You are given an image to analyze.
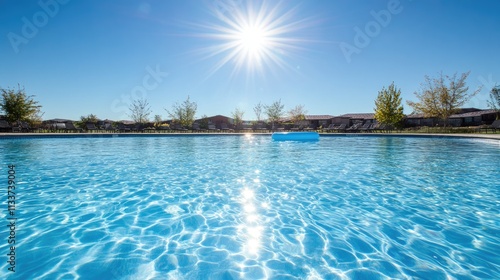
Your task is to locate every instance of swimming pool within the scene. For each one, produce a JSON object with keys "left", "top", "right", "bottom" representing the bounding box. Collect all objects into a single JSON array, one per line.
[{"left": 0, "top": 135, "right": 499, "bottom": 279}]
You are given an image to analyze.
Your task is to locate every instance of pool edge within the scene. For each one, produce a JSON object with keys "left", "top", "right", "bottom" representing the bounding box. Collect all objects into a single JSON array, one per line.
[{"left": 0, "top": 132, "right": 499, "bottom": 141}]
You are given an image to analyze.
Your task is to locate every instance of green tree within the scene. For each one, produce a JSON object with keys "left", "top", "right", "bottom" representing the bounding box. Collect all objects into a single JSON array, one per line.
[
  {"left": 77, "top": 114, "right": 99, "bottom": 128},
  {"left": 264, "top": 99, "right": 285, "bottom": 130},
  {"left": 0, "top": 85, "right": 42, "bottom": 124},
  {"left": 81, "top": 114, "right": 98, "bottom": 123},
  {"left": 166, "top": 96, "right": 197, "bottom": 128},
  {"left": 288, "top": 105, "right": 307, "bottom": 124},
  {"left": 374, "top": 82, "right": 405, "bottom": 127},
  {"left": 488, "top": 85, "right": 500, "bottom": 119},
  {"left": 231, "top": 108, "right": 244, "bottom": 130},
  {"left": 407, "top": 72, "right": 481, "bottom": 126},
  {"left": 129, "top": 98, "right": 151, "bottom": 124}
]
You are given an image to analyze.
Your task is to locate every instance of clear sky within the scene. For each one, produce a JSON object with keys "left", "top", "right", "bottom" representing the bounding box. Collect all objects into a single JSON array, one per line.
[{"left": 1, "top": 0, "right": 499, "bottom": 121}]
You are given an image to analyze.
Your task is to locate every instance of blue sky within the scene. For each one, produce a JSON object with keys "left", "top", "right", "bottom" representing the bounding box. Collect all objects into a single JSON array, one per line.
[{"left": 1, "top": 0, "right": 499, "bottom": 121}]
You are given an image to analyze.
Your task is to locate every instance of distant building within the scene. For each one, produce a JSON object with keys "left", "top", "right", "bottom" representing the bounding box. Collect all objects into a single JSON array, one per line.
[
  {"left": 405, "top": 108, "right": 496, "bottom": 127},
  {"left": 331, "top": 113, "right": 375, "bottom": 126},
  {"left": 278, "top": 115, "right": 334, "bottom": 129},
  {"left": 303, "top": 115, "right": 335, "bottom": 129},
  {"left": 405, "top": 114, "right": 439, "bottom": 127},
  {"left": 196, "top": 115, "right": 234, "bottom": 129},
  {"left": 449, "top": 109, "right": 498, "bottom": 126},
  {"left": 305, "top": 115, "right": 333, "bottom": 128}
]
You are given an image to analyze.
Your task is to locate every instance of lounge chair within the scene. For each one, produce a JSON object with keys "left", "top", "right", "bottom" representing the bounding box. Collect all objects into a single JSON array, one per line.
[
  {"left": 156, "top": 125, "right": 170, "bottom": 133},
  {"left": 143, "top": 126, "right": 156, "bottom": 133},
  {"left": 322, "top": 123, "right": 336, "bottom": 132},
  {"left": 374, "top": 123, "right": 386, "bottom": 133},
  {"left": 358, "top": 122, "right": 372, "bottom": 132},
  {"left": 346, "top": 123, "right": 362, "bottom": 132},
  {"left": 12, "top": 124, "right": 21, "bottom": 133},
  {"left": 9, "top": 121, "right": 27, "bottom": 132},
  {"left": 242, "top": 124, "right": 253, "bottom": 132},
  {"left": 233, "top": 123, "right": 245, "bottom": 132},
  {"left": 333, "top": 123, "right": 347, "bottom": 132},
  {"left": 220, "top": 123, "right": 233, "bottom": 132},
  {"left": 385, "top": 124, "right": 394, "bottom": 132},
  {"left": 132, "top": 123, "right": 146, "bottom": 132},
  {"left": 368, "top": 123, "right": 381, "bottom": 132},
  {"left": 481, "top": 119, "right": 500, "bottom": 133},
  {"left": 102, "top": 123, "right": 117, "bottom": 132},
  {"left": 117, "top": 123, "right": 131, "bottom": 132},
  {"left": 65, "top": 122, "right": 82, "bottom": 133},
  {"left": 375, "top": 123, "right": 394, "bottom": 133},
  {"left": 492, "top": 120, "right": 500, "bottom": 132},
  {"left": 20, "top": 121, "right": 32, "bottom": 132},
  {"left": 208, "top": 124, "right": 219, "bottom": 132},
  {"left": 303, "top": 125, "right": 314, "bottom": 131},
  {"left": 290, "top": 125, "right": 302, "bottom": 131},
  {"left": 172, "top": 124, "right": 188, "bottom": 132},
  {"left": 0, "top": 120, "right": 11, "bottom": 132},
  {"left": 253, "top": 123, "right": 267, "bottom": 132},
  {"left": 86, "top": 123, "right": 99, "bottom": 132},
  {"left": 54, "top": 122, "right": 66, "bottom": 132},
  {"left": 192, "top": 123, "right": 203, "bottom": 132}
]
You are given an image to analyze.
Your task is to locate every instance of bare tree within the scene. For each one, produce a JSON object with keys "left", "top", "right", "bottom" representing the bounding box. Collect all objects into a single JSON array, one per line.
[
  {"left": 28, "top": 106, "right": 45, "bottom": 127},
  {"left": 288, "top": 105, "right": 307, "bottom": 124},
  {"left": 407, "top": 72, "right": 481, "bottom": 126},
  {"left": 166, "top": 96, "right": 197, "bottom": 128},
  {"left": 199, "top": 114, "right": 209, "bottom": 129},
  {"left": 264, "top": 99, "right": 285, "bottom": 130},
  {"left": 488, "top": 85, "right": 500, "bottom": 119},
  {"left": 231, "top": 107, "right": 245, "bottom": 130},
  {"left": 129, "top": 98, "right": 151, "bottom": 124},
  {"left": 253, "top": 102, "right": 263, "bottom": 121}
]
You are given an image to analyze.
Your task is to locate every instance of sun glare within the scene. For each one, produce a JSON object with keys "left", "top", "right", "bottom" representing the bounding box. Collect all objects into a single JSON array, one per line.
[
  {"left": 196, "top": 1, "right": 310, "bottom": 78},
  {"left": 238, "top": 26, "right": 268, "bottom": 55}
]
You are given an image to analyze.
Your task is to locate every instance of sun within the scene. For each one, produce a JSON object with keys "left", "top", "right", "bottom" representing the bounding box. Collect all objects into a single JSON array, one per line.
[
  {"left": 237, "top": 25, "right": 269, "bottom": 55},
  {"left": 234, "top": 23, "right": 272, "bottom": 69},
  {"left": 194, "top": 1, "right": 310, "bottom": 78}
]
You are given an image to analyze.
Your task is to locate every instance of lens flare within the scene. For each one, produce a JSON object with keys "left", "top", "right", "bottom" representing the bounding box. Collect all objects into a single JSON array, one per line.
[{"left": 195, "top": 1, "right": 312, "bottom": 78}]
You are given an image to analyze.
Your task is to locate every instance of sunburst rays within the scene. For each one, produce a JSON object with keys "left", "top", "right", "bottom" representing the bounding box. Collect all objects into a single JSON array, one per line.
[{"left": 194, "top": 1, "right": 312, "bottom": 79}]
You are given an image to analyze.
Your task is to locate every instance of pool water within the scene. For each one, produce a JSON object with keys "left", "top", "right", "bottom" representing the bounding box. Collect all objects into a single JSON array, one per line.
[{"left": 0, "top": 135, "right": 499, "bottom": 279}]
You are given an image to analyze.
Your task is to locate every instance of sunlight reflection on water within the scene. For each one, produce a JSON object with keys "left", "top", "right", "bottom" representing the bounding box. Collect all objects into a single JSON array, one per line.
[{"left": 0, "top": 135, "right": 498, "bottom": 279}]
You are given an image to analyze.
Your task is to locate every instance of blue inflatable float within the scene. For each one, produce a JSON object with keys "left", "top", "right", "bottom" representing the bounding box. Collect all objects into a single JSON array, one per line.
[{"left": 272, "top": 132, "right": 320, "bottom": 141}]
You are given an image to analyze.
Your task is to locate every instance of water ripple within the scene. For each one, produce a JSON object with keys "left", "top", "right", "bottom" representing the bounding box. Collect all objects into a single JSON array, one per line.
[{"left": 0, "top": 136, "right": 498, "bottom": 279}]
